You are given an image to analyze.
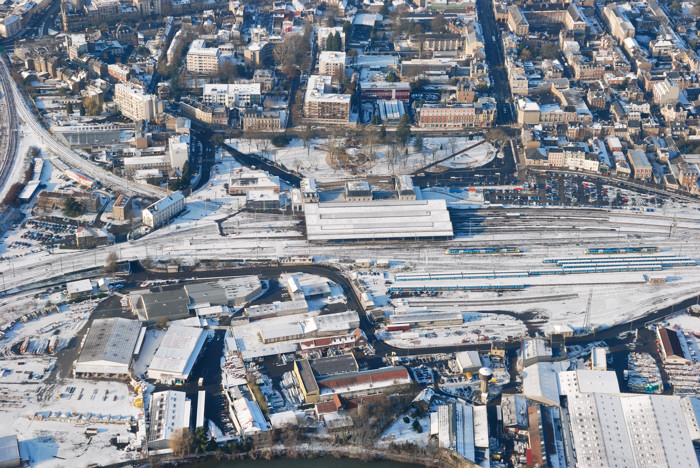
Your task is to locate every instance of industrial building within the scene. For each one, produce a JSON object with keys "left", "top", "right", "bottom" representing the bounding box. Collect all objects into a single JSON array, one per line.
[
  {"left": 431, "top": 403, "right": 488, "bottom": 465},
  {"left": 566, "top": 392, "right": 700, "bottom": 468},
  {"left": 225, "top": 386, "right": 270, "bottom": 436},
  {"left": 245, "top": 299, "right": 308, "bottom": 320},
  {"left": 295, "top": 364, "right": 411, "bottom": 402},
  {"left": 520, "top": 338, "right": 554, "bottom": 368},
  {"left": 142, "top": 191, "right": 185, "bottom": 228},
  {"left": 74, "top": 318, "right": 143, "bottom": 378},
  {"left": 147, "top": 325, "right": 206, "bottom": 384},
  {"left": 286, "top": 274, "right": 331, "bottom": 300},
  {"left": 147, "top": 391, "right": 191, "bottom": 450},
  {"left": 185, "top": 277, "right": 262, "bottom": 307},
  {"left": 455, "top": 351, "right": 482, "bottom": 374},
  {"left": 132, "top": 288, "right": 191, "bottom": 322},
  {"left": 522, "top": 361, "right": 567, "bottom": 406},
  {"left": 304, "top": 199, "right": 453, "bottom": 242},
  {"left": 657, "top": 328, "right": 691, "bottom": 364},
  {"left": 66, "top": 279, "right": 95, "bottom": 298}
]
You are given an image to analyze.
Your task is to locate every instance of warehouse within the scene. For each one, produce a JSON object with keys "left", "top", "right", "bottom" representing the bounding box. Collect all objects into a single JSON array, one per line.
[
  {"left": 520, "top": 338, "right": 553, "bottom": 368},
  {"left": 308, "top": 311, "right": 360, "bottom": 336},
  {"left": 304, "top": 199, "right": 453, "bottom": 242},
  {"left": 259, "top": 322, "right": 305, "bottom": 344},
  {"left": 147, "top": 326, "right": 207, "bottom": 384},
  {"left": 657, "top": 328, "right": 691, "bottom": 364},
  {"left": 185, "top": 277, "right": 262, "bottom": 307},
  {"left": 148, "top": 391, "right": 191, "bottom": 450},
  {"left": 455, "top": 351, "right": 482, "bottom": 374},
  {"left": 316, "top": 366, "right": 412, "bottom": 399},
  {"left": 132, "top": 288, "right": 191, "bottom": 322},
  {"left": 432, "top": 403, "right": 489, "bottom": 464},
  {"left": 0, "top": 435, "right": 20, "bottom": 468},
  {"left": 74, "top": 318, "right": 143, "bottom": 378},
  {"left": 566, "top": 392, "right": 699, "bottom": 468},
  {"left": 245, "top": 299, "right": 309, "bottom": 320},
  {"left": 286, "top": 274, "right": 331, "bottom": 300}
]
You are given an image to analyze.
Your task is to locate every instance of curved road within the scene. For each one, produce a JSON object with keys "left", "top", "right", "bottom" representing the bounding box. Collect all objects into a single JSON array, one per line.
[
  {"left": 0, "top": 53, "right": 18, "bottom": 195},
  {"left": 0, "top": 54, "right": 167, "bottom": 199}
]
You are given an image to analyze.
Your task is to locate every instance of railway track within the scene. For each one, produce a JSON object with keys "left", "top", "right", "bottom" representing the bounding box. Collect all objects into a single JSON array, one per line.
[
  {"left": 0, "top": 54, "right": 166, "bottom": 200},
  {"left": 0, "top": 54, "right": 19, "bottom": 197}
]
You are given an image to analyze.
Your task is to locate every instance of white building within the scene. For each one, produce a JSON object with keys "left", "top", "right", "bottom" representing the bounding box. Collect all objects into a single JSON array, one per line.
[
  {"left": 147, "top": 325, "right": 206, "bottom": 383},
  {"left": 147, "top": 390, "right": 191, "bottom": 450},
  {"left": 114, "top": 83, "right": 162, "bottom": 122},
  {"left": 186, "top": 39, "right": 221, "bottom": 74},
  {"left": 318, "top": 51, "right": 346, "bottom": 77},
  {"left": 168, "top": 135, "right": 189, "bottom": 171},
  {"left": 142, "top": 191, "right": 185, "bottom": 228},
  {"left": 0, "top": 15, "right": 21, "bottom": 38},
  {"left": 303, "top": 75, "right": 351, "bottom": 123},
  {"left": 74, "top": 318, "right": 143, "bottom": 378},
  {"left": 202, "top": 83, "right": 262, "bottom": 108}
]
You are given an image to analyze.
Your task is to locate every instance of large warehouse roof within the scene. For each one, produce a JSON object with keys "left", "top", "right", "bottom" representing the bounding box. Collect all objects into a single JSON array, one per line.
[
  {"left": 304, "top": 199, "right": 453, "bottom": 242},
  {"left": 148, "top": 326, "right": 206, "bottom": 380},
  {"left": 76, "top": 318, "right": 142, "bottom": 368}
]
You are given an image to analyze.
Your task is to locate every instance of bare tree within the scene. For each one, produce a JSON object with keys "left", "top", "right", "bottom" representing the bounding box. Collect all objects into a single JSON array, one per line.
[
  {"left": 169, "top": 428, "right": 193, "bottom": 458},
  {"left": 104, "top": 251, "right": 118, "bottom": 273}
]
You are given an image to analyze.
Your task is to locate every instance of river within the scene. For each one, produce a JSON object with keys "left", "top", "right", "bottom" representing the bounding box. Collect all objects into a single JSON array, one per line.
[{"left": 194, "top": 457, "right": 424, "bottom": 468}]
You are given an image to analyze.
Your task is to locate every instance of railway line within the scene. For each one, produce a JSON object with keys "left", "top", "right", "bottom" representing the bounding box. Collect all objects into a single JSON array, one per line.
[
  {"left": 0, "top": 54, "right": 167, "bottom": 200},
  {"left": 0, "top": 53, "right": 19, "bottom": 197}
]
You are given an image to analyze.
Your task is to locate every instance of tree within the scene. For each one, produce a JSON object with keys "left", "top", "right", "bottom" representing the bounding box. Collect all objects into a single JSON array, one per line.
[
  {"left": 413, "top": 134, "right": 424, "bottom": 152},
  {"left": 274, "top": 33, "right": 309, "bottom": 68},
  {"left": 211, "top": 133, "right": 224, "bottom": 148},
  {"left": 105, "top": 251, "right": 118, "bottom": 273},
  {"left": 66, "top": 102, "right": 73, "bottom": 115},
  {"left": 218, "top": 60, "right": 238, "bottom": 82},
  {"left": 178, "top": 160, "right": 191, "bottom": 190},
  {"left": 63, "top": 196, "right": 85, "bottom": 217},
  {"left": 169, "top": 428, "right": 193, "bottom": 458},
  {"left": 410, "top": 78, "right": 427, "bottom": 90},
  {"left": 343, "top": 20, "right": 353, "bottom": 38},
  {"left": 79, "top": 104, "right": 86, "bottom": 116},
  {"left": 379, "top": 124, "right": 387, "bottom": 141},
  {"left": 396, "top": 114, "right": 411, "bottom": 146},
  {"left": 193, "top": 426, "right": 210, "bottom": 454},
  {"left": 412, "top": 419, "right": 423, "bottom": 433},
  {"left": 540, "top": 42, "right": 560, "bottom": 60},
  {"left": 385, "top": 71, "right": 399, "bottom": 82},
  {"left": 431, "top": 14, "right": 445, "bottom": 33}
]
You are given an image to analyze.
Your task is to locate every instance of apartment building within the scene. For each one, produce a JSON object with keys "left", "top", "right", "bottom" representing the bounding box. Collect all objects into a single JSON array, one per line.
[
  {"left": 318, "top": 51, "right": 346, "bottom": 77},
  {"left": 202, "top": 83, "right": 261, "bottom": 108},
  {"left": 186, "top": 39, "right": 220, "bottom": 74},
  {"left": 114, "top": 83, "right": 162, "bottom": 122},
  {"left": 303, "top": 75, "right": 351, "bottom": 124},
  {"left": 142, "top": 191, "right": 186, "bottom": 228}
]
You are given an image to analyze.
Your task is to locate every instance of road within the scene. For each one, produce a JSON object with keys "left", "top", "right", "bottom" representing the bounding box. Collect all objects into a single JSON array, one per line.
[
  {"left": 476, "top": 0, "right": 514, "bottom": 125},
  {"left": 0, "top": 54, "right": 167, "bottom": 200}
]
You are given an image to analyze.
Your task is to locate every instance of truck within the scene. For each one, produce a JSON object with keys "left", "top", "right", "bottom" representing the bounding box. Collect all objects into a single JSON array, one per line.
[{"left": 19, "top": 337, "right": 30, "bottom": 354}]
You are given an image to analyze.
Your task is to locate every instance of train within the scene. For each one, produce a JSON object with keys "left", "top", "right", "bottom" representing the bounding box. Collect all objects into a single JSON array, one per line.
[
  {"left": 444, "top": 247, "right": 520, "bottom": 255},
  {"left": 544, "top": 255, "right": 680, "bottom": 264},
  {"left": 19, "top": 337, "right": 29, "bottom": 354},
  {"left": 584, "top": 247, "right": 660, "bottom": 254},
  {"left": 389, "top": 284, "right": 527, "bottom": 293},
  {"left": 48, "top": 335, "right": 57, "bottom": 354}
]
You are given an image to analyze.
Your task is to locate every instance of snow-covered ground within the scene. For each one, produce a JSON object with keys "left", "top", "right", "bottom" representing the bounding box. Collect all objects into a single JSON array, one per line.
[{"left": 225, "top": 137, "right": 494, "bottom": 181}]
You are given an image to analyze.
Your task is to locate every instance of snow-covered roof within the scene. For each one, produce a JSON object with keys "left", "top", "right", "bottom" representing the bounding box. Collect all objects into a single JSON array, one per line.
[
  {"left": 522, "top": 362, "right": 566, "bottom": 406},
  {"left": 148, "top": 326, "right": 206, "bottom": 379},
  {"left": 304, "top": 199, "right": 453, "bottom": 242}
]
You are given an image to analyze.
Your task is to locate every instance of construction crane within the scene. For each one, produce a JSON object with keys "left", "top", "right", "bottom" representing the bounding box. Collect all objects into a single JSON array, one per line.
[{"left": 583, "top": 289, "right": 593, "bottom": 333}]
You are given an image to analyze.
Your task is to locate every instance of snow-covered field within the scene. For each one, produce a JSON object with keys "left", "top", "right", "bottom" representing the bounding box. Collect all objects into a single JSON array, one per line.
[{"left": 225, "top": 137, "right": 495, "bottom": 181}]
